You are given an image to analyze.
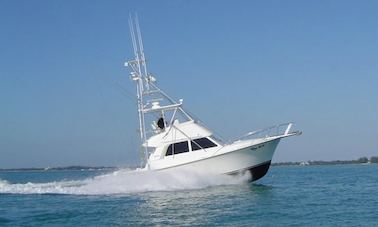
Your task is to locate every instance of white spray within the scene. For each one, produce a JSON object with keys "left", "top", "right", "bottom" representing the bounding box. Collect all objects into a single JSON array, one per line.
[{"left": 0, "top": 169, "right": 251, "bottom": 195}]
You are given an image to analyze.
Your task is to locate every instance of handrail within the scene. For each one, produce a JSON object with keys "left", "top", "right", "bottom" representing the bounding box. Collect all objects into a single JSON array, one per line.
[{"left": 233, "top": 122, "right": 295, "bottom": 142}]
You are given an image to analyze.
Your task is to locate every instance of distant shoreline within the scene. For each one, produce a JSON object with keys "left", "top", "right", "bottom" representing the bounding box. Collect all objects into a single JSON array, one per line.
[
  {"left": 272, "top": 156, "right": 378, "bottom": 166},
  {"left": 1, "top": 157, "right": 377, "bottom": 171},
  {"left": 0, "top": 166, "right": 120, "bottom": 172}
]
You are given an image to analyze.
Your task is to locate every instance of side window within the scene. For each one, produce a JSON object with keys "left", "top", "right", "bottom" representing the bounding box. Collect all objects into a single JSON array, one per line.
[
  {"left": 165, "top": 141, "right": 189, "bottom": 156},
  {"left": 191, "top": 138, "right": 217, "bottom": 151},
  {"left": 166, "top": 145, "right": 173, "bottom": 156},
  {"left": 173, "top": 141, "right": 189, "bottom": 154}
]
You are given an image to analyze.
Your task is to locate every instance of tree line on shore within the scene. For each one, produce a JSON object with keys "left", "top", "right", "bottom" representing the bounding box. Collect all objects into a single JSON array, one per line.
[
  {"left": 0, "top": 166, "right": 117, "bottom": 172},
  {"left": 273, "top": 156, "right": 378, "bottom": 166},
  {"left": 1, "top": 157, "right": 377, "bottom": 171}
]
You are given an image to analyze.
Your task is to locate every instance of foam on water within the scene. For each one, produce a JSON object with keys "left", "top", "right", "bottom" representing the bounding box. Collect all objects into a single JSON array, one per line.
[{"left": 0, "top": 169, "right": 250, "bottom": 195}]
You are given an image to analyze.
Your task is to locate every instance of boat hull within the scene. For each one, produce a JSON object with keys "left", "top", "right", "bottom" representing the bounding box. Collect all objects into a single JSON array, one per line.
[
  {"left": 152, "top": 138, "right": 281, "bottom": 182},
  {"left": 228, "top": 160, "right": 272, "bottom": 181}
]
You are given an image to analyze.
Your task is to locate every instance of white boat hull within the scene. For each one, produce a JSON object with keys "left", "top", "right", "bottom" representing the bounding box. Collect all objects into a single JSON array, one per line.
[{"left": 152, "top": 138, "right": 281, "bottom": 181}]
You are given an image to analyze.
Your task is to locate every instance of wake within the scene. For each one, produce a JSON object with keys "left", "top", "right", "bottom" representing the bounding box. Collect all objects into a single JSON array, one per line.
[{"left": 0, "top": 169, "right": 251, "bottom": 195}]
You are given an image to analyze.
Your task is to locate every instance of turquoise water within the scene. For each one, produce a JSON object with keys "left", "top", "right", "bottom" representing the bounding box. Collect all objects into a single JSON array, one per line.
[{"left": 0, "top": 165, "right": 377, "bottom": 226}]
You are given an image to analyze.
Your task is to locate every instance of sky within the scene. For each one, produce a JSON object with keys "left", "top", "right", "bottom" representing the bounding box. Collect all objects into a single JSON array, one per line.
[{"left": 1, "top": 0, "right": 377, "bottom": 168}]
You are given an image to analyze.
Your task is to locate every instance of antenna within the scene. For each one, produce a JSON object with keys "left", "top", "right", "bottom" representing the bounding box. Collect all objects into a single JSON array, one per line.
[
  {"left": 125, "top": 15, "right": 195, "bottom": 169},
  {"left": 128, "top": 14, "right": 149, "bottom": 168},
  {"left": 128, "top": 15, "right": 138, "bottom": 61},
  {"left": 135, "top": 15, "right": 150, "bottom": 90}
]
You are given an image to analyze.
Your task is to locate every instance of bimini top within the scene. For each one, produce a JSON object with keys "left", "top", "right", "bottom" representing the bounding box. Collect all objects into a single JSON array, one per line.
[{"left": 146, "top": 120, "right": 213, "bottom": 148}]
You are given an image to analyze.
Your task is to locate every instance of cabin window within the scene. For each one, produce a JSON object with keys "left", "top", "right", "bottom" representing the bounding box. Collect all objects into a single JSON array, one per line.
[
  {"left": 166, "top": 141, "right": 189, "bottom": 156},
  {"left": 191, "top": 137, "right": 217, "bottom": 151},
  {"left": 166, "top": 145, "right": 173, "bottom": 156}
]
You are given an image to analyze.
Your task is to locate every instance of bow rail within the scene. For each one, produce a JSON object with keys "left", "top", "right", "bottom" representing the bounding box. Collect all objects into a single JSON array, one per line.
[{"left": 234, "top": 122, "right": 301, "bottom": 142}]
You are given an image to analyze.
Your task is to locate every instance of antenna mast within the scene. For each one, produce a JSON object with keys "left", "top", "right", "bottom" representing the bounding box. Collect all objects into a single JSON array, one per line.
[
  {"left": 125, "top": 15, "right": 194, "bottom": 169},
  {"left": 127, "top": 15, "right": 149, "bottom": 168}
]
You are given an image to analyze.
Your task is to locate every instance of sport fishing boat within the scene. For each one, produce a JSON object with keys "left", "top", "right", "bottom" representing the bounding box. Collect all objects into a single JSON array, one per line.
[{"left": 125, "top": 17, "right": 301, "bottom": 181}]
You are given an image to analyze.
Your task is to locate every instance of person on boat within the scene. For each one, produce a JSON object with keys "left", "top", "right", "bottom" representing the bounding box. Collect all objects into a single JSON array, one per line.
[{"left": 157, "top": 116, "right": 165, "bottom": 130}]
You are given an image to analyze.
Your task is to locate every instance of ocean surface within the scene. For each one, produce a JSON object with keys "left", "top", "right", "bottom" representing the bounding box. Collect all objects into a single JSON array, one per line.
[{"left": 0, "top": 164, "right": 377, "bottom": 226}]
